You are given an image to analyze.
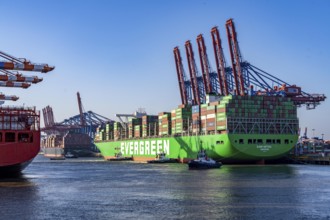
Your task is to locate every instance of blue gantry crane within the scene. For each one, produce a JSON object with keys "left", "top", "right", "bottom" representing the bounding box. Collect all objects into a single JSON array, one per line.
[{"left": 42, "top": 92, "right": 112, "bottom": 139}]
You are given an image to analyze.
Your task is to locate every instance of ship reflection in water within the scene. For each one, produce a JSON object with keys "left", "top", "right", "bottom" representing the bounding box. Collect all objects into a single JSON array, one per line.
[{"left": 1, "top": 155, "right": 330, "bottom": 219}]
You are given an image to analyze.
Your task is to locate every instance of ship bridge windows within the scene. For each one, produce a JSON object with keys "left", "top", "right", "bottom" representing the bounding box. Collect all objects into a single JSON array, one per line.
[
  {"left": 5, "top": 132, "right": 15, "bottom": 142},
  {"left": 18, "top": 132, "right": 33, "bottom": 143}
]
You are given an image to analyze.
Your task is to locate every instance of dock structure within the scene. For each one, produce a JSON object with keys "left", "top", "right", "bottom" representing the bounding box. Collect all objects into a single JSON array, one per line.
[{"left": 292, "top": 155, "right": 330, "bottom": 165}]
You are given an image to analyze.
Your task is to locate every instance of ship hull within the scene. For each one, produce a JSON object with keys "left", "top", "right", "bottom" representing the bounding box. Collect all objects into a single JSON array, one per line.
[
  {"left": 0, "top": 132, "right": 40, "bottom": 175},
  {"left": 0, "top": 159, "right": 33, "bottom": 175},
  {"left": 95, "top": 133, "right": 298, "bottom": 163}
]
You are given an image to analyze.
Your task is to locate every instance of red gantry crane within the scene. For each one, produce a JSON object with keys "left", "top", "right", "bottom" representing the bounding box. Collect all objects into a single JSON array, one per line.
[
  {"left": 185, "top": 40, "right": 205, "bottom": 105},
  {"left": 174, "top": 47, "right": 189, "bottom": 105},
  {"left": 196, "top": 34, "right": 213, "bottom": 95},
  {"left": 226, "top": 18, "right": 245, "bottom": 96},
  {"left": 211, "top": 26, "right": 229, "bottom": 96}
]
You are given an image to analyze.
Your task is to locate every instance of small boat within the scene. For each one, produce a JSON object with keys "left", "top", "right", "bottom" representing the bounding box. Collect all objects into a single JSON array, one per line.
[
  {"left": 64, "top": 152, "right": 78, "bottom": 158},
  {"left": 107, "top": 152, "right": 133, "bottom": 161},
  {"left": 188, "top": 150, "right": 222, "bottom": 169},
  {"left": 147, "top": 152, "right": 177, "bottom": 163},
  {"left": 50, "top": 156, "right": 65, "bottom": 160}
]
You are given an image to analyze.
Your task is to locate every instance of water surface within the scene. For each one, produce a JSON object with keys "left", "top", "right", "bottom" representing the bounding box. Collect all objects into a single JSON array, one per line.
[{"left": 1, "top": 155, "right": 329, "bottom": 219}]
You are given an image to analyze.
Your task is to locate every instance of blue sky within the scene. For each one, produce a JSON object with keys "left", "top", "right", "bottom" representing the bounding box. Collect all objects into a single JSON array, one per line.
[{"left": 0, "top": 0, "right": 329, "bottom": 138}]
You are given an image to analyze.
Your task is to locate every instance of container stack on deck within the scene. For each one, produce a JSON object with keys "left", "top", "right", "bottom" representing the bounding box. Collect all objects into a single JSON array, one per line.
[
  {"left": 128, "top": 118, "right": 142, "bottom": 138},
  {"left": 171, "top": 105, "right": 191, "bottom": 135},
  {"left": 158, "top": 112, "right": 171, "bottom": 136},
  {"left": 142, "top": 115, "right": 158, "bottom": 137},
  {"left": 114, "top": 122, "right": 124, "bottom": 140},
  {"left": 134, "top": 125, "right": 142, "bottom": 138},
  {"left": 220, "top": 95, "right": 298, "bottom": 134},
  {"left": 94, "top": 95, "right": 299, "bottom": 142},
  {"left": 191, "top": 105, "right": 200, "bottom": 133},
  {"left": 105, "top": 122, "right": 114, "bottom": 141}
]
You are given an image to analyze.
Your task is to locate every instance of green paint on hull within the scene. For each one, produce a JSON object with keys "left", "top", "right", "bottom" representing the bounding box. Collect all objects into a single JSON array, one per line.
[{"left": 95, "top": 133, "right": 298, "bottom": 161}]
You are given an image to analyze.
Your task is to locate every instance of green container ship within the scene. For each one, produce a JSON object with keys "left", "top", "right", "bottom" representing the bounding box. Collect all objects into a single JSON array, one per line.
[{"left": 95, "top": 95, "right": 299, "bottom": 163}]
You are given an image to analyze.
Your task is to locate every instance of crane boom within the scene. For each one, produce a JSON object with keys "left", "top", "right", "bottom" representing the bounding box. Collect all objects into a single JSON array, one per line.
[
  {"left": 226, "top": 18, "right": 245, "bottom": 96},
  {"left": 0, "top": 50, "right": 54, "bottom": 73},
  {"left": 173, "top": 47, "right": 189, "bottom": 105},
  {"left": 196, "top": 34, "right": 213, "bottom": 94},
  {"left": 0, "top": 81, "right": 30, "bottom": 88},
  {"left": 0, "top": 93, "right": 19, "bottom": 101},
  {"left": 0, "top": 70, "right": 42, "bottom": 83},
  {"left": 211, "top": 26, "right": 229, "bottom": 96},
  {"left": 185, "top": 40, "right": 202, "bottom": 105}
]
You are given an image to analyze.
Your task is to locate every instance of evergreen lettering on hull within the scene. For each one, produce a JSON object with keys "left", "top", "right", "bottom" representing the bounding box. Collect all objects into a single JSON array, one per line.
[{"left": 120, "top": 140, "right": 170, "bottom": 156}]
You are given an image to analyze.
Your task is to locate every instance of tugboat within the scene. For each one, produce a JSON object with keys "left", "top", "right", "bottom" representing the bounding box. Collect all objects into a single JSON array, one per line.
[
  {"left": 107, "top": 152, "right": 133, "bottom": 161},
  {"left": 188, "top": 150, "right": 222, "bottom": 169},
  {"left": 147, "top": 152, "right": 177, "bottom": 163}
]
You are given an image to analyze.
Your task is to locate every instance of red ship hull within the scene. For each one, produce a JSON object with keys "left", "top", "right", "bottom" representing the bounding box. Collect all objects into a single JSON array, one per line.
[
  {"left": 0, "top": 132, "right": 40, "bottom": 175},
  {"left": 0, "top": 106, "right": 41, "bottom": 176}
]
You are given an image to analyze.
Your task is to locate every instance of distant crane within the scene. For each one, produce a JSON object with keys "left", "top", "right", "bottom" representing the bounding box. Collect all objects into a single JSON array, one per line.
[
  {"left": 174, "top": 19, "right": 326, "bottom": 109},
  {"left": 77, "top": 92, "right": 86, "bottom": 127},
  {"left": 42, "top": 92, "right": 112, "bottom": 139}
]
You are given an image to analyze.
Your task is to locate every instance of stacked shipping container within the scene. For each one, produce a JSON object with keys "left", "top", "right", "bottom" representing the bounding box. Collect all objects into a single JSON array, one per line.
[
  {"left": 95, "top": 95, "right": 298, "bottom": 141},
  {"left": 128, "top": 118, "right": 142, "bottom": 138},
  {"left": 158, "top": 112, "right": 171, "bottom": 136},
  {"left": 171, "top": 105, "right": 191, "bottom": 135},
  {"left": 142, "top": 115, "right": 158, "bottom": 137}
]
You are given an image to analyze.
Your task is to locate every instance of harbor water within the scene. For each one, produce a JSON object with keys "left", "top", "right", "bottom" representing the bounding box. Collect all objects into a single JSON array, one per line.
[{"left": 1, "top": 155, "right": 330, "bottom": 220}]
